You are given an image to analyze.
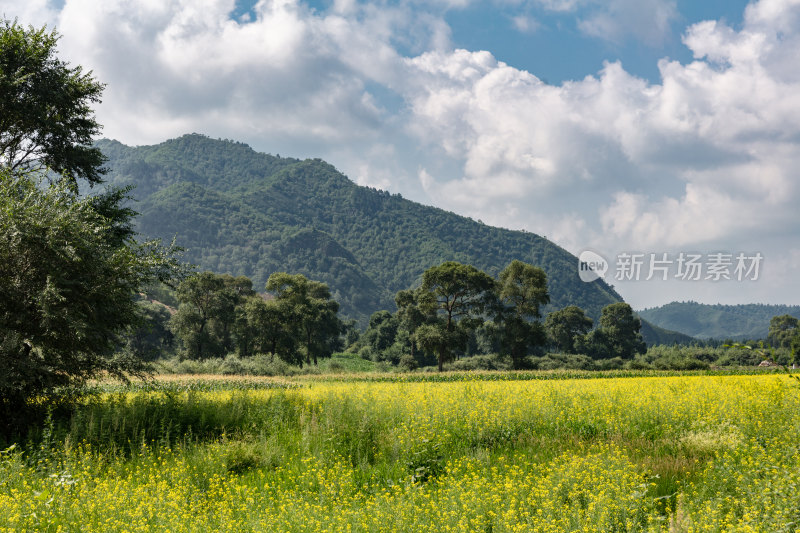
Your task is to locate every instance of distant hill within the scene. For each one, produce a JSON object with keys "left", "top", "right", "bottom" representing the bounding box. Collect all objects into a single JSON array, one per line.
[
  {"left": 638, "top": 319, "right": 695, "bottom": 346},
  {"left": 638, "top": 301, "right": 800, "bottom": 340},
  {"left": 99, "top": 134, "right": 625, "bottom": 327}
]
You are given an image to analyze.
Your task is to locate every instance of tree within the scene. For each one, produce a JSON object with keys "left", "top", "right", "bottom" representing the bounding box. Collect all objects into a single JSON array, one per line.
[
  {"left": 240, "top": 295, "right": 299, "bottom": 364},
  {"left": 495, "top": 260, "right": 550, "bottom": 369},
  {"left": 0, "top": 172, "right": 182, "bottom": 431},
  {"left": 0, "top": 20, "right": 106, "bottom": 188},
  {"left": 266, "top": 273, "right": 342, "bottom": 366},
  {"left": 360, "top": 310, "right": 400, "bottom": 356},
  {"left": 580, "top": 303, "right": 645, "bottom": 359},
  {"left": 420, "top": 262, "right": 497, "bottom": 371},
  {"left": 0, "top": 21, "right": 183, "bottom": 437},
  {"left": 124, "top": 299, "right": 175, "bottom": 361},
  {"left": 171, "top": 272, "right": 234, "bottom": 359},
  {"left": 545, "top": 306, "right": 593, "bottom": 354},
  {"left": 769, "top": 314, "right": 799, "bottom": 349},
  {"left": 395, "top": 287, "right": 434, "bottom": 361}
]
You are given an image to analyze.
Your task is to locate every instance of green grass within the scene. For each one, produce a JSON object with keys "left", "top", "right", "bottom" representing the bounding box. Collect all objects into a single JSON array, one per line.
[{"left": 2, "top": 372, "right": 799, "bottom": 531}]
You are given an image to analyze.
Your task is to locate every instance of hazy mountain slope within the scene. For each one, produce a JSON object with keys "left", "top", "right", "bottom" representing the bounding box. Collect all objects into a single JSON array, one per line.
[
  {"left": 98, "top": 134, "right": 625, "bottom": 325},
  {"left": 638, "top": 301, "right": 800, "bottom": 340},
  {"left": 638, "top": 319, "right": 696, "bottom": 346}
]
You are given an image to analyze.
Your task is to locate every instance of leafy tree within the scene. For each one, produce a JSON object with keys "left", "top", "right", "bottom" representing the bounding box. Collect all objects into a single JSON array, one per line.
[
  {"left": 0, "top": 21, "right": 182, "bottom": 437},
  {"left": 395, "top": 288, "right": 434, "bottom": 361},
  {"left": 124, "top": 300, "right": 175, "bottom": 361},
  {"left": 545, "top": 306, "right": 593, "bottom": 354},
  {"left": 769, "top": 314, "right": 799, "bottom": 349},
  {"left": 0, "top": 20, "right": 106, "bottom": 187},
  {"left": 266, "top": 273, "right": 342, "bottom": 366},
  {"left": 239, "top": 295, "right": 300, "bottom": 364},
  {"left": 0, "top": 172, "right": 181, "bottom": 432},
  {"left": 420, "top": 261, "right": 496, "bottom": 371},
  {"left": 580, "top": 303, "right": 646, "bottom": 359},
  {"left": 358, "top": 310, "right": 400, "bottom": 359},
  {"left": 170, "top": 272, "right": 242, "bottom": 359},
  {"left": 495, "top": 260, "right": 549, "bottom": 368}
]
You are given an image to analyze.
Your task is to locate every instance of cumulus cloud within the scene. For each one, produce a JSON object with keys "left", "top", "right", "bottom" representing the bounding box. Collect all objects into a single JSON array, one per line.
[
  {"left": 399, "top": 0, "right": 800, "bottom": 304},
  {"left": 529, "top": 0, "right": 678, "bottom": 45},
  {"left": 3, "top": 0, "right": 799, "bottom": 306}
]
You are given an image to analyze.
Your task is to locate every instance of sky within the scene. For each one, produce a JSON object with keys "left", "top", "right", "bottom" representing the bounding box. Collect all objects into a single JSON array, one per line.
[{"left": 5, "top": 0, "right": 800, "bottom": 310}]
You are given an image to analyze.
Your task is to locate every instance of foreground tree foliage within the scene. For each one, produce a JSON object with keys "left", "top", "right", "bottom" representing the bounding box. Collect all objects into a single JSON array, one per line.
[
  {"left": 0, "top": 173, "right": 181, "bottom": 431},
  {"left": 0, "top": 20, "right": 182, "bottom": 436},
  {"left": 0, "top": 20, "right": 106, "bottom": 187}
]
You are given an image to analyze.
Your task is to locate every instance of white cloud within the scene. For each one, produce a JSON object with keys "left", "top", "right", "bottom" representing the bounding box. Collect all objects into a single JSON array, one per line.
[
  {"left": 578, "top": 0, "right": 678, "bottom": 46},
  {"left": 511, "top": 14, "right": 540, "bottom": 33},
  {"left": 529, "top": 0, "right": 678, "bottom": 45},
  {"left": 0, "top": 0, "right": 60, "bottom": 28},
  {"left": 3, "top": 0, "right": 800, "bottom": 306},
  {"left": 399, "top": 0, "right": 800, "bottom": 305}
]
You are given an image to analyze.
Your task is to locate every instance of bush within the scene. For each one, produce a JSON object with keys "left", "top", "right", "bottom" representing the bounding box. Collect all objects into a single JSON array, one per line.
[
  {"left": 652, "top": 356, "right": 710, "bottom": 371},
  {"left": 533, "top": 353, "right": 596, "bottom": 370},
  {"left": 446, "top": 354, "right": 510, "bottom": 371},
  {"left": 399, "top": 354, "right": 418, "bottom": 372}
]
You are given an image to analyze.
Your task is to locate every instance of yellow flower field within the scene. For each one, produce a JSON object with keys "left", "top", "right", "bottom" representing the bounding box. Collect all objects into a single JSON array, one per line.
[{"left": 1, "top": 373, "right": 798, "bottom": 531}]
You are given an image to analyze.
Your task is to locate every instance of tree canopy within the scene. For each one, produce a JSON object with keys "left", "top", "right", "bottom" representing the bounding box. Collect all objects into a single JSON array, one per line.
[
  {"left": 266, "top": 273, "right": 342, "bottom": 366},
  {"left": 0, "top": 20, "right": 106, "bottom": 187},
  {"left": 545, "top": 305, "right": 594, "bottom": 354},
  {"left": 419, "top": 261, "right": 497, "bottom": 371},
  {"left": 495, "top": 260, "right": 550, "bottom": 368},
  {"left": 0, "top": 20, "right": 181, "bottom": 435},
  {"left": 0, "top": 173, "right": 182, "bottom": 430}
]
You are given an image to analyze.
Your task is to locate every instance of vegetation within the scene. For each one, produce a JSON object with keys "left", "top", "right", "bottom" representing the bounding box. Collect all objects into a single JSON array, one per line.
[
  {"left": 1, "top": 373, "right": 799, "bottom": 531},
  {"left": 639, "top": 301, "right": 800, "bottom": 340},
  {"left": 545, "top": 305, "right": 593, "bottom": 354},
  {"left": 0, "top": 20, "right": 106, "bottom": 187},
  {"left": 97, "top": 134, "right": 624, "bottom": 326},
  {"left": 0, "top": 20, "right": 182, "bottom": 437}
]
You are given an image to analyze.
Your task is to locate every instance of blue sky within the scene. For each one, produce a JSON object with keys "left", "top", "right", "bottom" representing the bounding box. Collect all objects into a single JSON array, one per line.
[
  {"left": 447, "top": 0, "right": 750, "bottom": 84},
  {"left": 5, "top": 0, "right": 800, "bottom": 309}
]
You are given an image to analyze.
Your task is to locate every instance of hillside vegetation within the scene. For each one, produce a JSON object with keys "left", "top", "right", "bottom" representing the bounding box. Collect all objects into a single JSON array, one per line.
[
  {"left": 98, "top": 134, "right": 622, "bottom": 325},
  {"left": 638, "top": 301, "right": 800, "bottom": 340}
]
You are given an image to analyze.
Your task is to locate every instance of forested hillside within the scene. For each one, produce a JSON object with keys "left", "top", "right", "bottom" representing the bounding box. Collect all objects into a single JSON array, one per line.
[
  {"left": 99, "top": 134, "right": 623, "bottom": 324},
  {"left": 638, "top": 301, "right": 800, "bottom": 340}
]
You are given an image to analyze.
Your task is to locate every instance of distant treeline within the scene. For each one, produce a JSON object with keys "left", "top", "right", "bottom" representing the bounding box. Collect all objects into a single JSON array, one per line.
[{"left": 132, "top": 260, "right": 652, "bottom": 371}]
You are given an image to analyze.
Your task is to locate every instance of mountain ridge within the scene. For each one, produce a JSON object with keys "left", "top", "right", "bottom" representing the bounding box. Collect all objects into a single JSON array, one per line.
[
  {"left": 638, "top": 301, "right": 800, "bottom": 340},
  {"left": 99, "top": 134, "right": 634, "bottom": 330}
]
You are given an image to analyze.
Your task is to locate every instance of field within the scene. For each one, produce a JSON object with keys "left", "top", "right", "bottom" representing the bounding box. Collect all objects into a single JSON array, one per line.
[{"left": 1, "top": 371, "right": 799, "bottom": 532}]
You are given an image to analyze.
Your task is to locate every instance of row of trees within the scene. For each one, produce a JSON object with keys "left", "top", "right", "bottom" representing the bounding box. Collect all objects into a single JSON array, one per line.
[
  {"left": 166, "top": 272, "right": 342, "bottom": 366},
  {"left": 150, "top": 260, "right": 645, "bottom": 371},
  {"left": 545, "top": 304, "right": 647, "bottom": 359},
  {"left": 354, "top": 261, "right": 646, "bottom": 369}
]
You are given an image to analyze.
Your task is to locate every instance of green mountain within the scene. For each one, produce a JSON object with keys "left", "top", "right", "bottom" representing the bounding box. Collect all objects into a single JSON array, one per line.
[
  {"left": 638, "top": 319, "right": 695, "bottom": 346},
  {"left": 98, "top": 134, "right": 625, "bottom": 326},
  {"left": 638, "top": 301, "right": 800, "bottom": 340}
]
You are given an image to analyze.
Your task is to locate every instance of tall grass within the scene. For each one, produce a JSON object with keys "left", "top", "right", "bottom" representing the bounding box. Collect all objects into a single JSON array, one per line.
[{"left": 2, "top": 373, "right": 799, "bottom": 531}]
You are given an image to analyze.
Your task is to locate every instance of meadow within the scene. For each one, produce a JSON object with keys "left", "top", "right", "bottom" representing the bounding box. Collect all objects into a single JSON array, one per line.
[{"left": 1, "top": 371, "right": 798, "bottom": 532}]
